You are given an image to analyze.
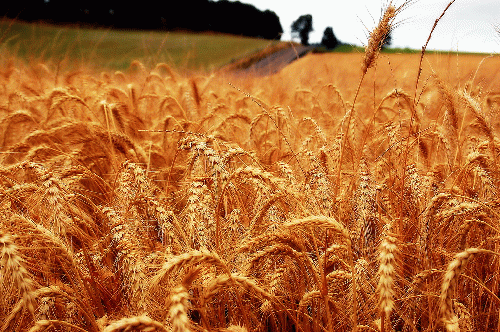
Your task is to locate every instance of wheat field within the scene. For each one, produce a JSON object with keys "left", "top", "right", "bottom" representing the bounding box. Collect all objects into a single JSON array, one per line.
[{"left": 1, "top": 3, "right": 500, "bottom": 332}]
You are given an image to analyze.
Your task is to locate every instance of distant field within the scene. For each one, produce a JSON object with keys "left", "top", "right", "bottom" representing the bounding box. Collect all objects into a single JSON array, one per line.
[{"left": 0, "top": 19, "right": 281, "bottom": 71}]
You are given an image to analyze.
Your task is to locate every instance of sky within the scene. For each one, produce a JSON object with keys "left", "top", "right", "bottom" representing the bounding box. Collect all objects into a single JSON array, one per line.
[{"left": 226, "top": 0, "right": 500, "bottom": 53}]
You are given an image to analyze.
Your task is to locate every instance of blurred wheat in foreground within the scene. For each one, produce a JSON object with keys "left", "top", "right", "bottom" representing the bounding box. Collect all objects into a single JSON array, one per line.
[{"left": 1, "top": 5, "right": 500, "bottom": 332}]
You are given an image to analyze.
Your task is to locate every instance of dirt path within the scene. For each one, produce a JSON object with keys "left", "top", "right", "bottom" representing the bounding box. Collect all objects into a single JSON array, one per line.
[{"left": 230, "top": 44, "right": 315, "bottom": 76}]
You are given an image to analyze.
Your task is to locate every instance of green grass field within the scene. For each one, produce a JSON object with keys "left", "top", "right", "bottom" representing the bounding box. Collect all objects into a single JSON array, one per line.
[
  {"left": 0, "top": 19, "right": 282, "bottom": 71},
  {"left": 1, "top": 19, "right": 489, "bottom": 75}
]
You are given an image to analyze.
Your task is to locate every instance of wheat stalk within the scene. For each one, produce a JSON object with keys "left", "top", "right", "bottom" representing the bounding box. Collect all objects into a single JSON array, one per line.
[{"left": 414, "top": 0, "right": 456, "bottom": 105}]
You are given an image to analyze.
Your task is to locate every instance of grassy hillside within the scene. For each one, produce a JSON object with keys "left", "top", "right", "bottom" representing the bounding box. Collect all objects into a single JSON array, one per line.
[{"left": 0, "top": 19, "right": 280, "bottom": 71}]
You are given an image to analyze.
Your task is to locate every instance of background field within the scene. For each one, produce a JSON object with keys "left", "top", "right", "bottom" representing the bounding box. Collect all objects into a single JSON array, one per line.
[
  {"left": 1, "top": 17, "right": 500, "bottom": 332},
  {"left": 0, "top": 19, "right": 284, "bottom": 71}
]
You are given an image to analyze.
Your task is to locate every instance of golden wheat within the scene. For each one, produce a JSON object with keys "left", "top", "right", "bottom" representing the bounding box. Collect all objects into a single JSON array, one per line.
[
  {"left": 1, "top": 3, "right": 500, "bottom": 330},
  {"left": 103, "top": 315, "right": 168, "bottom": 332}
]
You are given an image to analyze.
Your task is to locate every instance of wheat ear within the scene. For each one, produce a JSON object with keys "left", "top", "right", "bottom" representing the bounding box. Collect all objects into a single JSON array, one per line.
[
  {"left": 0, "top": 231, "right": 36, "bottom": 332},
  {"left": 28, "top": 320, "right": 89, "bottom": 332},
  {"left": 284, "top": 216, "right": 351, "bottom": 246},
  {"left": 169, "top": 285, "right": 191, "bottom": 332},
  {"left": 103, "top": 315, "right": 168, "bottom": 332},
  {"left": 225, "top": 325, "right": 248, "bottom": 332},
  {"left": 439, "top": 248, "right": 485, "bottom": 332},
  {"left": 168, "top": 268, "right": 200, "bottom": 332},
  {"left": 3, "top": 285, "right": 99, "bottom": 332},
  {"left": 151, "top": 248, "right": 229, "bottom": 293},
  {"left": 362, "top": 4, "right": 396, "bottom": 75},
  {"left": 204, "top": 273, "right": 273, "bottom": 302},
  {"left": 378, "top": 234, "right": 398, "bottom": 332}
]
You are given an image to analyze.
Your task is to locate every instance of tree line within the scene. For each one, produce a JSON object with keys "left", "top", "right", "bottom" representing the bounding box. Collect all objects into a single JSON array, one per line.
[
  {"left": 292, "top": 14, "right": 340, "bottom": 49},
  {"left": 0, "top": 0, "right": 283, "bottom": 40},
  {"left": 1, "top": 1, "right": 389, "bottom": 50},
  {"left": 291, "top": 14, "right": 392, "bottom": 50}
]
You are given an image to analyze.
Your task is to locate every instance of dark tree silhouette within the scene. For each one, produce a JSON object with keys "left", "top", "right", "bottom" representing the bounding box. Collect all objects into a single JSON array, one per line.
[
  {"left": 291, "top": 14, "right": 313, "bottom": 45},
  {"left": 321, "top": 27, "right": 338, "bottom": 49},
  {"left": 0, "top": 0, "right": 283, "bottom": 40},
  {"left": 382, "top": 30, "right": 393, "bottom": 49}
]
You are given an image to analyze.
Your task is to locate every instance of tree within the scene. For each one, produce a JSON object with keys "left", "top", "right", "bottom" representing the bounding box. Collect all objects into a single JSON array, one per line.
[
  {"left": 0, "top": 0, "right": 283, "bottom": 40},
  {"left": 291, "top": 14, "right": 313, "bottom": 46},
  {"left": 382, "top": 30, "right": 392, "bottom": 49},
  {"left": 321, "top": 27, "right": 338, "bottom": 49}
]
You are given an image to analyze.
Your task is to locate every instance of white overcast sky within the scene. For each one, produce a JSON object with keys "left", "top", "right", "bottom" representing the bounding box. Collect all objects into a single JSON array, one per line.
[{"left": 227, "top": 0, "right": 500, "bottom": 53}]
